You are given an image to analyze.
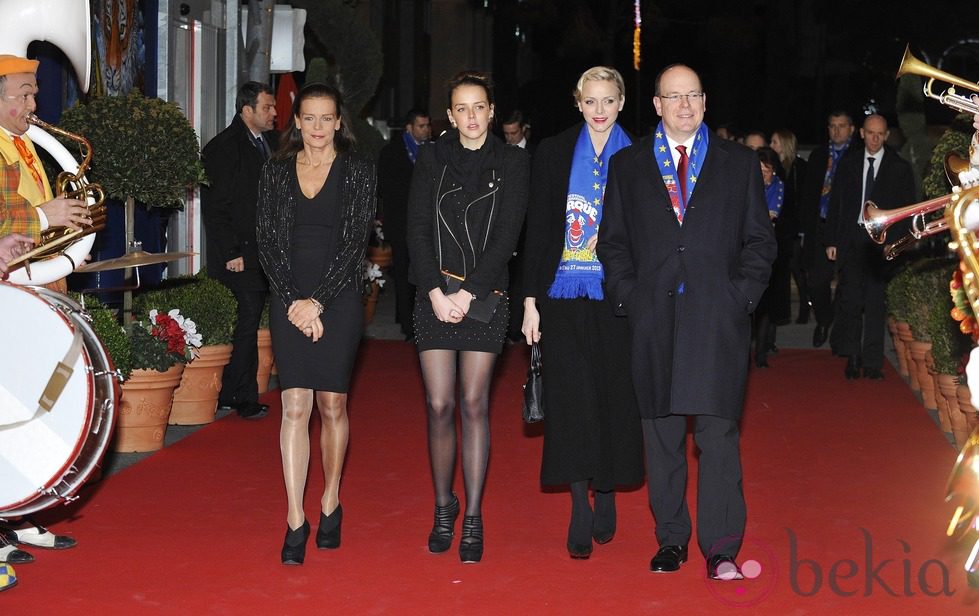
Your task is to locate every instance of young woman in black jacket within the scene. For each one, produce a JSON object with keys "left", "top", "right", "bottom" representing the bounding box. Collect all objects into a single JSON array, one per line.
[{"left": 407, "top": 71, "right": 529, "bottom": 563}]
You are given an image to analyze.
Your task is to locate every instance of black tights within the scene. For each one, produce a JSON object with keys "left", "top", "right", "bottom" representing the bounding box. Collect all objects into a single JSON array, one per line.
[{"left": 419, "top": 349, "right": 497, "bottom": 516}]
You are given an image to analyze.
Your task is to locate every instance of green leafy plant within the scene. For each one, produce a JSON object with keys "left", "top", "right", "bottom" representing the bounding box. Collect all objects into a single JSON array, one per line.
[
  {"left": 886, "top": 262, "right": 914, "bottom": 323},
  {"left": 57, "top": 91, "right": 207, "bottom": 208},
  {"left": 922, "top": 113, "right": 973, "bottom": 200},
  {"left": 903, "top": 257, "right": 956, "bottom": 340},
  {"left": 71, "top": 293, "right": 133, "bottom": 381},
  {"left": 927, "top": 282, "right": 972, "bottom": 376},
  {"left": 133, "top": 273, "right": 237, "bottom": 346}
]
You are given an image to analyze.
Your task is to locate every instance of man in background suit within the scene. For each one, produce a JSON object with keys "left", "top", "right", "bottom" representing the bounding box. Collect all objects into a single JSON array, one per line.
[
  {"left": 377, "top": 109, "right": 430, "bottom": 339},
  {"left": 201, "top": 81, "right": 278, "bottom": 419},
  {"left": 800, "top": 111, "right": 859, "bottom": 350},
  {"left": 599, "top": 64, "right": 775, "bottom": 580},
  {"left": 825, "top": 114, "right": 915, "bottom": 380}
]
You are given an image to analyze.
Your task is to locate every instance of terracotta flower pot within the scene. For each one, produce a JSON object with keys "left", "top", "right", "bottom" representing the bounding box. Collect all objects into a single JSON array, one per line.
[
  {"left": 170, "top": 344, "right": 233, "bottom": 425},
  {"left": 257, "top": 328, "right": 273, "bottom": 394},
  {"left": 957, "top": 384, "right": 979, "bottom": 434},
  {"left": 900, "top": 325, "right": 920, "bottom": 391},
  {"left": 936, "top": 374, "right": 968, "bottom": 449},
  {"left": 116, "top": 364, "right": 185, "bottom": 452},
  {"left": 888, "top": 317, "right": 909, "bottom": 377},
  {"left": 908, "top": 341, "right": 934, "bottom": 407},
  {"left": 932, "top": 373, "right": 952, "bottom": 433},
  {"left": 367, "top": 244, "right": 393, "bottom": 269}
]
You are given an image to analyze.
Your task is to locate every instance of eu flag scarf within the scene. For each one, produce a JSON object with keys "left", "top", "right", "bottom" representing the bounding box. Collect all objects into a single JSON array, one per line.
[
  {"left": 653, "top": 122, "right": 709, "bottom": 224},
  {"left": 548, "top": 123, "right": 631, "bottom": 300}
]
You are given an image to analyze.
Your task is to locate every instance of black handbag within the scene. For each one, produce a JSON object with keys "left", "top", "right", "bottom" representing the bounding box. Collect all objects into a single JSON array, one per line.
[
  {"left": 522, "top": 342, "right": 544, "bottom": 423},
  {"left": 442, "top": 270, "right": 503, "bottom": 323}
]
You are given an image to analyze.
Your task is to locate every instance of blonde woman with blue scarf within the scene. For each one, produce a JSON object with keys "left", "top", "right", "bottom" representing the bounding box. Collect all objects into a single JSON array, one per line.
[{"left": 521, "top": 66, "right": 644, "bottom": 560}]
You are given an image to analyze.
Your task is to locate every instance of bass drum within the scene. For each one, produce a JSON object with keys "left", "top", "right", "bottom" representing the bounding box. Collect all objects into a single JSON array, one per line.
[{"left": 0, "top": 282, "right": 119, "bottom": 517}]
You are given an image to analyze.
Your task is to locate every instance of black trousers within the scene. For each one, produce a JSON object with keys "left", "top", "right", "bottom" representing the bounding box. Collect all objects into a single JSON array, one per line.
[
  {"left": 806, "top": 220, "right": 837, "bottom": 327},
  {"left": 219, "top": 272, "right": 267, "bottom": 406},
  {"left": 835, "top": 234, "right": 889, "bottom": 370},
  {"left": 391, "top": 240, "right": 415, "bottom": 337},
  {"left": 642, "top": 415, "right": 745, "bottom": 559}
]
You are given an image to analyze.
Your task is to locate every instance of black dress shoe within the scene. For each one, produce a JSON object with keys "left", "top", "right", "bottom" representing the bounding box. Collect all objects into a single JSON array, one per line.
[
  {"left": 754, "top": 356, "right": 769, "bottom": 368},
  {"left": 281, "top": 520, "right": 309, "bottom": 565},
  {"left": 812, "top": 324, "right": 829, "bottom": 347},
  {"left": 428, "top": 494, "right": 459, "bottom": 553},
  {"left": 459, "top": 515, "right": 484, "bottom": 563},
  {"left": 845, "top": 356, "right": 861, "bottom": 380},
  {"left": 649, "top": 544, "right": 687, "bottom": 573},
  {"left": 708, "top": 554, "right": 744, "bottom": 580},
  {"left": 863, "top": 367, "right": 884, "bottom": 380},
  {"left": 237, "top": 402, "right": 269, "bottom": 420},
  {"left": 217, "top": 400, "right": 236, "bottom": 412},
  {"left": 316, "top": 504, "right": 342, "bottom": 549}
]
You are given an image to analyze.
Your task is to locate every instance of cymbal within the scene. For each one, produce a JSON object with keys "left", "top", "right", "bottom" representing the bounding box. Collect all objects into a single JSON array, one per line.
[{"left": 75, "top": 250, "right": 196, "bottom": 273}]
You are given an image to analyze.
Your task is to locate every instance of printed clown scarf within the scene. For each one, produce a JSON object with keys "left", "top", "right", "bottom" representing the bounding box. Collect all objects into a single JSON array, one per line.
[{"left": 548, "top": 123, "right": 631, "bottom": 300}]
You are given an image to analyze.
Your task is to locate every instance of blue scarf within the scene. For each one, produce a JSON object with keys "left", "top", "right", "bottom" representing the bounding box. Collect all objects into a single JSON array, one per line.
[
  {"left": 548, "top": 123, "right": 632, "bottom": 300},
  {"left": 765, "top": 175, "right": 785, "bottom": 217},
  {"left": 402, "top": 130, "right": 421, "bottom": 163},
  {"left": 818, "top": 138, "right": 851, "bottom": 219},
  {"left": 653, "top": 121, "right": 709, "bottom": 224}
]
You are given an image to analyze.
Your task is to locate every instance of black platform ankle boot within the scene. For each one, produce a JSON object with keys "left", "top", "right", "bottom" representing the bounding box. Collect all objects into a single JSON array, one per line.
[
  {"left": 459, "top": 515, "right": 484, "bottom": 563},
  {"left": 281, "top": 520, "right": 310, "bottom": 565},
  {"left": 316, "top": 504, "right": 343, "bottom": 549},
  {"left": 428, "top": 494, "right": 460, "bottom": 553}
]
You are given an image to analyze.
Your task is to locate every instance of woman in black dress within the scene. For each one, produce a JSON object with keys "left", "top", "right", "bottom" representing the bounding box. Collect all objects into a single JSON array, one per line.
[
  {"left": 521, "top": 66, "right": 644, "bottom": 559},
  {"left": 407, "top": 71, "right": 529, "bottom": 563},
  {"left": 257, "top": 84, "right": 376, "bottom": 565}
]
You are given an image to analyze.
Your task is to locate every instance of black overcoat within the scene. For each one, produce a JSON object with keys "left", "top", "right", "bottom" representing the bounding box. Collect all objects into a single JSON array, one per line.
[
  {"left": 200, "top": 114, "right": 279, "bottom": 287},
  {"left": 598, "top": 133, "right": 777, "bottom": 420}
]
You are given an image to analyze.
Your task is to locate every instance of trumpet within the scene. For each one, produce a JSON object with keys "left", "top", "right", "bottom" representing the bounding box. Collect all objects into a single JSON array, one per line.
[
  {"left": 863, "top": 194, "right": 950, "bottom": 244},
  {"left": 897, "top": 44, "right": 979, "bottom": 115},
  {"left": 6, "top": 114, "right": 106, "bottom": 269}
]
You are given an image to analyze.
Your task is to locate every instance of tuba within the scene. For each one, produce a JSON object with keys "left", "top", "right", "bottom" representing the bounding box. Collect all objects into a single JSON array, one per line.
[
  {"left": 2, "top": 0, "right": 99, "bottom": 286},
  {"left": 5, "top": 115, "right": 106, "bottom": 269}
]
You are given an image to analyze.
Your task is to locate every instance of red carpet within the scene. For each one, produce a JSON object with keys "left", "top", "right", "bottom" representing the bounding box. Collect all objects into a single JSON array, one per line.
[{"left": 5, "top": 343, "right": 979, "bottom": 614}]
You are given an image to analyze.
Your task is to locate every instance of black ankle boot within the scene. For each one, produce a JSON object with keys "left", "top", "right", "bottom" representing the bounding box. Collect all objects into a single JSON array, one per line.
[
  {"left": 592, "top": 490, "right": 616, "bottom": 544},
  {"left": 567, "top": 502, "right": 593, "bottom": 559},
  {"left": 459, "top": 515, "right": 484, "bottom": 563},
  {"left": 281, "top": 520, "right": 310, "bottom": 565},
  {"left": 316, "top": 505, "right": 342, "bottom": 549},
  {"left": 428, "top": 494, "right": 460, "bottom": 553}
]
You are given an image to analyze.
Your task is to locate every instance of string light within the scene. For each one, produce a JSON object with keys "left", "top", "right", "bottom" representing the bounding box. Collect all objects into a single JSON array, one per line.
[{"left": 633, "top": 0, "right": 642, "bottom": 71}]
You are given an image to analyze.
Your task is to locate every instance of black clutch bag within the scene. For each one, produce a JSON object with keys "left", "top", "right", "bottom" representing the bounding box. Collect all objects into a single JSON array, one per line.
[
  {"left": 442, "top": 270, "right": 502, "bottom": 323},
  {"left": 522, "top": 342, "right": 544, "bottom": 423}
]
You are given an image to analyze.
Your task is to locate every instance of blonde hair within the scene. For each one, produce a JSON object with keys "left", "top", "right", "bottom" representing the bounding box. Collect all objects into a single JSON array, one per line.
[
  {"left": 772, "top": 128, "right": 798, "bottom": 171},
  {"left": 573, "top": 66, "right": 626, "bottom": 103}
]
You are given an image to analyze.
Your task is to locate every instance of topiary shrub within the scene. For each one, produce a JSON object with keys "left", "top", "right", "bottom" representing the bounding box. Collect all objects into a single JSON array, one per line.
[
  {"left": 73, "top": 293, "right": 132, "bottom": 381},
  {"left": 133, "top": 273, "right": 238, "bottom": 347}
]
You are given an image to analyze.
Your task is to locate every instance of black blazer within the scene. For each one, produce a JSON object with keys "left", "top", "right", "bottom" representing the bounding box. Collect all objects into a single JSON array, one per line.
[
  {"left": 256, "top": 153, "right": 377, "bottom": 309},
  {"left": 598, "top": 132, "right": 776, "bottom": 419},
  {"left": 200, "top": 115, "right": 279, "bottom": 285},
  {"left": 799, "top": 138, "right": 862, "bottom": 241},
  {"left": 377, "top": 134, "right": 416, "bottom": 250},
  {"left": 824, "top": 146, "right": 916, "bottom": 262},
  {"left": 406, "top": 133, "right": 530, "bottom": 300}
]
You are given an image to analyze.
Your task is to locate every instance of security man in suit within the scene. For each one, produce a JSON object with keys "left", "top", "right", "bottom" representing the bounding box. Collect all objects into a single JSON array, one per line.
[
  {"left": 825, "top": 114, "right": 915, "bottom": 380},
  {"left": 201, "top": 81, "right": 279, "bottom": 419}
]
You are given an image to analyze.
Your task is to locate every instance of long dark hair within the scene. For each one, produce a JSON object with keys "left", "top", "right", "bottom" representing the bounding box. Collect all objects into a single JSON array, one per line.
[{"left": 274, "top": 83, "right": 355, "bottom": 159}]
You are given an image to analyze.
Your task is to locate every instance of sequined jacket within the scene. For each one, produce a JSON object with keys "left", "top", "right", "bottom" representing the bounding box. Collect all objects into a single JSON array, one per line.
[{"left": 256, "top": 153, "right": 377, "bottom": 309}]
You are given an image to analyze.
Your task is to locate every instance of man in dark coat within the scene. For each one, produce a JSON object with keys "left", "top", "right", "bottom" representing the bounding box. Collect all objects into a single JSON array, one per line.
[
  {"left": 800, "top": 111, "right": 859, "bottom": 349},
  {"left": 598, "top": 64, "right": 776, "bottom": 580},
  {"left": 200, "top": 81, "right": 279, "bottom": 419},
  {"left": 824, "top": 114, "right": 915, "bottom": 380},
  {"left": 377, "top": 109, "right": 430, "bottom": 339}
]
